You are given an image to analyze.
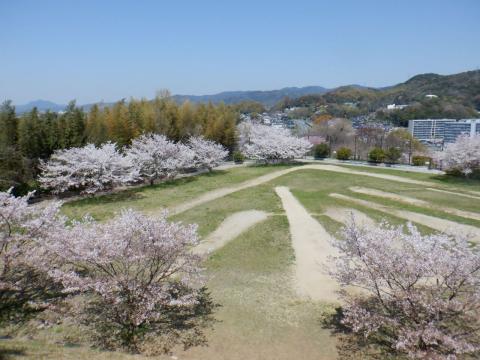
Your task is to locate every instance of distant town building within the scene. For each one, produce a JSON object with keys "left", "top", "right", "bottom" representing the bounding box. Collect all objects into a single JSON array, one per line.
[
  {"left": 351, "top": 115, "right": 393, "bottom": 131},
  {"left": 386, "top": 104, "right": 409, "bottom": 110},
  {"left": 408, "top": 119, "right": 480, "bottom": 146}
]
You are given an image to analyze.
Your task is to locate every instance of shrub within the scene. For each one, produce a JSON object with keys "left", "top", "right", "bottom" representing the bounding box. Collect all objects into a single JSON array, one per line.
[
  {"left": 385, "top": 147, "right": 402, "bottom": 164},
  {"left": 368, "top": 147, "right": 385, "bottom": 163},
  {"left": 336, "top": 147, "right": 352, "bottom": 160},
  {"left": 233, "top": 151, "right": 245, "bottom": 163},
  {"left": 412, "top": 155, "right": 431, "bottom": 166},
  {"left": 313, "top": 143, "right": 330, "bottom": 159}
]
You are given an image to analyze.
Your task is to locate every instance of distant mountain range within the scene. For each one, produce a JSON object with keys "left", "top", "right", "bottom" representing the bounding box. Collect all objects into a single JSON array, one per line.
[
  {"left": 171, "top": 86, "right": 330, "bottom": 106},
  {"left": 15, "top": 100, "right": 69, "bottom": 114},
  {"left": 11, "top": 70, "right": 480, "bottom": 114},
  {"left": 13, "top": 86, "right": 332, "bottom": 113}
]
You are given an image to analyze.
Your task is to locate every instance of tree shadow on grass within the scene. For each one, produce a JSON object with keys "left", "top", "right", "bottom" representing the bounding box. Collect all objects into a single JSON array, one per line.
[
  {"left": 65, "top": 170, "right": 232, "bottom": 209},
  {"left": 320, "top": 307, "right": 390, "bottom": 360},
  {"left": 0, "top": 344, "right": 26, "bottom": 360},
  {"left": 429, "top": 174, "right": 480, "bottom": 188},
  {"left": 248, "top": 160, "right": 307, "bottom": 168}
]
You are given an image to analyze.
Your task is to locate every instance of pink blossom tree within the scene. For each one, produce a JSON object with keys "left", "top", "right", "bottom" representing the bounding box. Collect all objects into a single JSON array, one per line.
[
  {"left": 240, "top": 122, "right": 312, "bottom": 163},
  {"left": 188, "top": 136, "right": 228, "bottom": 171},
  {"left": 126, "top": 133, "right": 195, "bottom": 185},
  {"left": 437, "top": 134, "right": 480, "bottom": 177},
  {"left": 330, "top": 219, "right": 480, "bottom": 359},
  {"left": 39, "top": 142, "right": 138, "bottom": 195},
  {"left": 43, "top": 209, "right": 213, "bottom": 353},
  {"left": 0, "top": 189, "right": 65, "bottom": 324}
]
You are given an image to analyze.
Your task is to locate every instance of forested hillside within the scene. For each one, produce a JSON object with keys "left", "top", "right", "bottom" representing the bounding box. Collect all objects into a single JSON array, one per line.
[
  {"left": 0, "top": 97, "right": 237, "bottom": 193},
  {"left": 281, "top": 70, "right": 480, "bottom": 124}
]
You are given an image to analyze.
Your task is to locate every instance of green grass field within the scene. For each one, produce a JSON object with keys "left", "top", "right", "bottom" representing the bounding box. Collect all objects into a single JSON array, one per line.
[{"left": 2, "top": 163, "right": 479, "bottom": 359}]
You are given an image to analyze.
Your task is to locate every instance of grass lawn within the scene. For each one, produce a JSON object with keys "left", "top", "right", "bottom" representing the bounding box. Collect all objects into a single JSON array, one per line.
[
  {"left": 2, "top": 163, "right": 479, "bottom": 359},
  {"left": 339, "top": 163, "right": 480, "bottom": 191},
  {"left": 61, "top": 164, "right": 296, "bottom": 221}
]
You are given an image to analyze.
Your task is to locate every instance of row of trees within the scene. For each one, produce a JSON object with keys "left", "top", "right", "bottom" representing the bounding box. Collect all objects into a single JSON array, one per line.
[
  {"left": 0, "top": 189, "right": 214, "bottom": 354},
  {"left": 0, "top": 97, "right": 237, "bottom": 193},
  {"left": 40, "top": 135, "right": 228, "bottom": 195},
  {"left": 307, "top": 118, "right": 426, "bottom": 164}
]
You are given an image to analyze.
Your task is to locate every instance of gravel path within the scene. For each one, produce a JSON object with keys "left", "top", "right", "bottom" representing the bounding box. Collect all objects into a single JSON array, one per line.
[
  {"left": 275, "top": 186, "right": 339, "bottom": 302},
  {"left": 194, "top": 210, "right": 269, "bottom": 255},
  {"left": 169, "top": 164, "right": 438, "bottom": 216},
  {"left": 350, "top": 186, "right": 480, "bottom": 221},
  {"left": 330, "top": 193, "right": 480, "bottom": 243}
]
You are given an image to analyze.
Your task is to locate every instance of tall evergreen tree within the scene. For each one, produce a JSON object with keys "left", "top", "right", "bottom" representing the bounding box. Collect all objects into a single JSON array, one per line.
[
  {"left": 86, "top": 104, "right": 108, "bottom": 145},
  {"left": 18, "top": 108, "right": 44, "bottom": 158},
  {"left": 0, "top": 100, "right": 18, "bottom": 148},
  {"left": 63, "top": 100, "right": 86, "bottom": 147}
]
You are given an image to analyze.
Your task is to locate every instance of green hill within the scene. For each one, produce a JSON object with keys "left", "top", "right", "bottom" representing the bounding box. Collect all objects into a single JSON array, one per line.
[{"left": 282, "top": 70, "right": 480, "bottom": 124}]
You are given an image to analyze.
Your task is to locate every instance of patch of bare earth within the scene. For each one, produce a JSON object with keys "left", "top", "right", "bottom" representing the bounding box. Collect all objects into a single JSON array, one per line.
[
  {"left": 275, "top": 186, "right": 339, "bottom": 302},
  {"left": 194, "top": 210, "right": 269, "bottom": 254},
  {"left": 169, "top": 167, "right": 300, "bottom": 215},
  {"left": 301, "top": 164, "right": 437, "bottom": 186},
  {"left": 323, "top": 207, "right": 375, "bottom": 227},
  {"left": 330, "top": 193, "right": 480, "bottom": 243},
  {"left": 350, "top": 186, "right": 480, "bottom": 221}
]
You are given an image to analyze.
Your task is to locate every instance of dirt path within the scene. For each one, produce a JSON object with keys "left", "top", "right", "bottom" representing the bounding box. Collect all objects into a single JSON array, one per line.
[
  {"left": 194, "top": 210, "right": 269, "bottom": 255},
  {"left": 330, "top": 193, "right": 480, "bottom": 243},
  {"left": 350, "top": 186, "right": 480, "bottom": 221},
  {"left": 169, "top": 164, "right": 439, "bottom": 216},
  {"left": 275, "top": 186, "right": 339, "bottom": 302},
  {"left": 168, "top": 167, "right": 301, "bottom": 215},
  {"left": 323, "top": 207, "right": 375, "bottom": 227},
  {"left": 350, "top": 186, "right": 429, "bottom": 206},
  {"left": 427, "top": 188, "right": 480, "bottom": 201},
  {"left": 301, "top": 164, "right": 437, "bottom": 186}
]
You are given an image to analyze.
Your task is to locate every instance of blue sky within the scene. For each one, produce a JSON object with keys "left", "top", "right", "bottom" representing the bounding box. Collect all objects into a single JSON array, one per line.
[{"left": 1, "top": 0, "right": 479, "bottom": 104}]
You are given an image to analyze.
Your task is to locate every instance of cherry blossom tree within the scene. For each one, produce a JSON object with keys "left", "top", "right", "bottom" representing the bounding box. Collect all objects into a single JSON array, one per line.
[
  {"left": 44, "top": 209, "right": 213, "bottom": 353},
  {"left": 0, "top": 189, "right": 64, "bottom": 324},
  {"left": 239, "top": 122, "right": 312, "bottom": 163},
  {"left": 39, "top": 142, "right": 138, "bottom": 195},
  {"left": 330, "top": 219, "right": 480, "bottom": 359},
  {"left": 126, "top": 133, "right": 195, "bottom": 185},
  {"left": 437, "top": 134, "right": 480, "bottom": 177},
  {"left": 188, "top": 136, "right": 228, "bottom": 171}
]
